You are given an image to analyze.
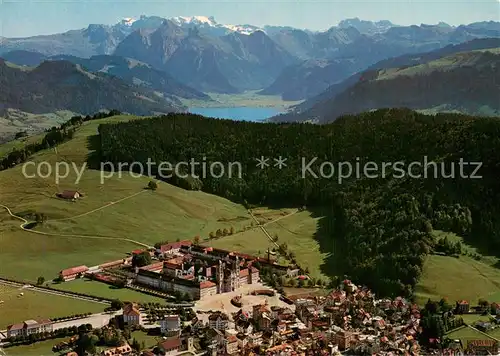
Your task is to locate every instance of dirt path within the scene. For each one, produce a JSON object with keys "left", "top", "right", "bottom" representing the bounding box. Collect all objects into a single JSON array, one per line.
[
  {"left": 247, "top": 209, "right": 300, "bottom": 249},
  {"left": 49, "top": 190, "right": 146, "bottom": 222},
  {"left": 0, "top": 203, "right": 152, "bottom": 248}
]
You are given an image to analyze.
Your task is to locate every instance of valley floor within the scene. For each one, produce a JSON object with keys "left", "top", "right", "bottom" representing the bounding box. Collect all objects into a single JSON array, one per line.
[{"left": 181, "top": 90, "right": 303, "bottom": 109}]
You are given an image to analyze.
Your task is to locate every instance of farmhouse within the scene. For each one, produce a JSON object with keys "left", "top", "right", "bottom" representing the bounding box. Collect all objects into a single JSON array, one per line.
[
  {"left": 57, "top": 190, "right": 82, "bottom": 200},
  {"left": 59, "top": 265, "right": 89, "bottom": 281},
  {"left": 7, "top": 319, "right": 54, "bottom": 338}
]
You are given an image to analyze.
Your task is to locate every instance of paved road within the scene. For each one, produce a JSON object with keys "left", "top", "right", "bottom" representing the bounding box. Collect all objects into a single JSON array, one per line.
[
  {"left": 52, "top": 310, "right": 122, "bottom": 331},
  {"left": 0, "top": 311, "right": 122, "bottom": 342}
]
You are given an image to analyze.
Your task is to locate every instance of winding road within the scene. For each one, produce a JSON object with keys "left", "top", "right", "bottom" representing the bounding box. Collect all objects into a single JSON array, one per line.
[{"left": 0, "top": 201, "right": 152, "bottom": 249}]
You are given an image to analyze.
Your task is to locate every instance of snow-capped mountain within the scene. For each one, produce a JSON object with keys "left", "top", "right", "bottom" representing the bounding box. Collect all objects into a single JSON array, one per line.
[{"left": 338, "top": 17, "right": 396, "bottom": 35}]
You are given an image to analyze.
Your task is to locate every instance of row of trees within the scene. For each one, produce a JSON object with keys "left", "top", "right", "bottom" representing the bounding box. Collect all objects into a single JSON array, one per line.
[{"left": 96, "top": 108, "right": 500, "bottom": 297}]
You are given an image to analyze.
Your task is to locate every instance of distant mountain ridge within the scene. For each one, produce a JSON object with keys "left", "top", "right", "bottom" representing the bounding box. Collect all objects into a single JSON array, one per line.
[
  {"left": 0, "top": 59, "right": 184, "bottom": 116},
  {"left": 270, "top": 40, "right": 500, "bottom": 123},
  {"left": 1, "top": 17, "right": 499, "bottom": 97},
  {"left": 115, "top": 22, "right": 297, "bottom": 93}
]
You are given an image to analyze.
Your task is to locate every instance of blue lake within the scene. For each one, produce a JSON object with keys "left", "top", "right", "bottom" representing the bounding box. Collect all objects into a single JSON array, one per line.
[{"left": 189, "top": 107, "right": 282, "bottom": 122}]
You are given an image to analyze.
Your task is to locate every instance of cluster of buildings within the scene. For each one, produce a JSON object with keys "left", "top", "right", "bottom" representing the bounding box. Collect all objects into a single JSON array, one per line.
[
  {"left": 186, "top": 280, "right": 425, "bottom": 355},
  {"left": 132, "top": 242, "right": 261, "bottom": 300}
]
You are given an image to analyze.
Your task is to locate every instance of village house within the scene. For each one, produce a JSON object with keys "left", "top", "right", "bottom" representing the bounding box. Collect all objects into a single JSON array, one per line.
[
  {"left": 456, "top": 300, "right": 470, "bottom": 314},
  {"left": 123, "top": 303, "right": 142, "bottom": 325},
  {"left": 334, "top": 330, "right": 354, "bottom": 350},
  {"left": 158, "top": 337, "right": 181, "bottom": 355},
  {"left": 467, "top": 339, "right": 498, "bottom": 354},
  {"left": 224, "top": 335, "right": 239, "bottom": 354},
  {"left": 159, "top": 240, "right": 193, "bottom": 256},
  {"left": 208, "top": 312, "right": 229, "bottom": 330},
  {"left": 160, "top": 315, "right": 181, "bottom": 335},
  {"left": 101, "top": 344, "right": 132, "bottom": 356},
  {"left": 59, "top": 265, "right": 89, "bottom": 281},
  {"left": 247, "top": 331, "right": 263, "bottom": 346},
  {"left": 7, "top": 319, "right": 54, "bottom": 338},
  {"left": 491, "top": 302, "right": 500, "bottom": 315}
]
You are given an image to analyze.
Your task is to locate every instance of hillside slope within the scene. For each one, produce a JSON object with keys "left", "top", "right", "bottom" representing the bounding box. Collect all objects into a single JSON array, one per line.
[
  {"left": 0, "top": 59, "right": 184, "bottom": 116},
  {"left": 1, "top": 52, "right": 211, "bottom": 101},
  {"left": 94, "top": 109, "right": 500, "bottom": 297},
  {"left": 272, "top": 46, "right": 500, "bottom": 123}
]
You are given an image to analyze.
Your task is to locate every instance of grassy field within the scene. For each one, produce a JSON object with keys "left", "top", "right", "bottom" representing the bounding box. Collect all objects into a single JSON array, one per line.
[
  {"left": 414, "top": 254, "right": 500, "bottom": 305},
  {"left": 181, "top": 90, "right": 303, "bottom": 109},
  {"left": 0, "top": 284, "right": 103, "bottom": 328},
  {"left": 3, "top": 338, "right": 61, "bottom": 356},
  {"left": 414, "top": 230, "right": 500, "bottom": 305},
  {"left": 0, "top": 132, "right": 46, "bottom": 159},
  {"left": 130, "top": 331, "right": 160, "bottom": 348},
  {"left": 0, "top": 109, "right": 73, "bottom": 144},
  {"left": 53, "top": 279, "right": 165, "bottom": 303},
  {"left": 446, "top": 326, "right": 496, "bottom": 348},
  {"left": 209, "top": 209, "right": 330, "bottom": 280},
  {"left": 0, "top": 115, "right": 253, "bottom": 281}
]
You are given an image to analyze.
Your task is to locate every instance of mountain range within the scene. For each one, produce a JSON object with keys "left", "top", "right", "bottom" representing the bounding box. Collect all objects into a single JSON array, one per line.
[
  {"left": 0, "top": 59, "right": 184, "bottom": 116},
  {"left": 271, "top": 38, "right": 500, "bottom": 123},
  {"left": 1, "top": 17, "right": 499, "bottom": 96},
  {"left": 0, "top": 16, "right": 499, "bottom": 121},
  {"left": 2, "top": 51, "right": 210, "bottom": 101}
]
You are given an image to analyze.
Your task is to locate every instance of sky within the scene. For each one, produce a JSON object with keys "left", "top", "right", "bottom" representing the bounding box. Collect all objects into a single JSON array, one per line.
[{"left": 1, "top": 0, "right": 499, "bottom": 38}]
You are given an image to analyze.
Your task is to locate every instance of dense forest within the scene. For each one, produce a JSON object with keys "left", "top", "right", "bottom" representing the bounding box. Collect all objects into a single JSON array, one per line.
[{"left": 97, "top": 109, "right": 500, "bottom": 297}]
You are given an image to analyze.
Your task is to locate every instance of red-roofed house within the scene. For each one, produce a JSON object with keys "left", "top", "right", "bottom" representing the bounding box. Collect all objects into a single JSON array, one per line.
[
  {"left": 160, "top": 240, "right": 192, "bottom": 254},
  {"left": 456, "top": 300, "right": 470, "bottom": 314},
  {"left": 101, "top": 344, "right": 132, "bottom": 356},
  {"left": 59, "top": 265, "right": 89, "bottom": 281},
  {"left": 57, "top": 190, "right": 82, "bottom": 200},
  {"left": 139, "top": 262, "right": 164, "bottom": 272},
  {"left": 123, "top": 303, "right": 142, "bottom": 325},
  {"left": 7, "top": 319, "right": 54, "bottom": 337},
  {"left": 467, "top": 339, "right": 498, "bottom": 354},
  {"left": 225, "top": 335, "right": 239, "bottom": 354},
  {"left": 159, "top": 337, "right": 181, "bottom": 354},
  {"left": 491, "top": 302, "right": 500, "bottom": 315},
  {"left": 200, "top": 280, "right": 217, "bottom": 299}
]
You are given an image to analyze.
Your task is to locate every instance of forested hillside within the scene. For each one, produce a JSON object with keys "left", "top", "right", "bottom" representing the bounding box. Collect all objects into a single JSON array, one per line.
[{"left": 96, "top": 109, "right": 500, "bottom": 297}]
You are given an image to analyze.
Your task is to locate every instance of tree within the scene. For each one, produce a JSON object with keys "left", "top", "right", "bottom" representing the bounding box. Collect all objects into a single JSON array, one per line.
[
  {"left": 209, "top": 231, "right": 215, "bottom": 239},
  {"left": 111, "top": 299, "right": 124, "bottom": 310},
  {"left": 132, "top": 251, "right": 152, "bottom": 267},
  {"left": 193, "top": 236, "right": 200, "bottom": 245},
  {"left": 36, "top": 276, "right": 45, "bottom": 285},
  {"left": 230, "top": 226, "right": 235, "bottom": 235},
  {"left": 148, "top": 180, "right": 158, "bottom": 190},
  {"left": 131, "top": 338, "right": 142, "bottom": 352}
]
